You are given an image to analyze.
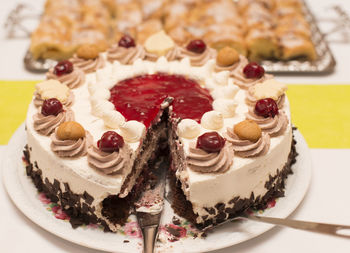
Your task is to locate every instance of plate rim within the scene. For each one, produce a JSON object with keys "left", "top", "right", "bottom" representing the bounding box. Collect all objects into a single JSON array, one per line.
[{"left": 2, "top": 123, "right": 312, "bottom": 252}]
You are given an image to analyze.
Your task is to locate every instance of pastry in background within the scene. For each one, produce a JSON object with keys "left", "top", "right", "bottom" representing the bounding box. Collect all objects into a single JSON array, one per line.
[
  {"left": 167, "top": 26, "right": 193, "bottom": 46},
  {"left": 163, "top": 2, "right": 190, "bottom": 31},
  {"left": 140, "top": 0, "right": 167, "bottom": 20},
  {"left": 30, "top": 0, "right": 112, "bottom": 60},
  {"left": 243, "top": 3, "right": 275, "bottom": 31},
  {"left": 30, "top": 16, "right": 77, "bottom": 60},
  {"left": 30, "top": 0, "right": 317, "bottom": 62},
  {"left": 112, "top": 0, "right": 142, "bottom": 41},
  {"left": 246, "top": 29, "right": 279, "bottom": 61},
  {"left": 136, "top": 19, "right": 163, "bottom": 45},
  {"left": 279, "top": 34, "right": 317, "bottom": 61},
  {"left": 275, "top": 15, "right": 311, "bottom": 39},
  {"left": 205, "top": 25, "right": 246, "bottom": 55},
  {"left": 275, "top": 0, "right": 303, "bottom": 10}
]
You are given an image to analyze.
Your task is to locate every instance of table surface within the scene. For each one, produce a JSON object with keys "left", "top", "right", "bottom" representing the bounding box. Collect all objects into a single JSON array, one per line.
[{"left": 1, "top": 0, "right": 350, "bottom": 252}]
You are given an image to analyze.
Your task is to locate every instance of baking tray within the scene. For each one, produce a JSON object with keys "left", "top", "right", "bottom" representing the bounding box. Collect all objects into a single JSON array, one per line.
[
  {"left": 24, "top": 50, "right": 57, "bottom": 73},
  {"left": 23, "top": 0, "right": 336, "bottom": 74},
  {"left": 261, "top": 0, "right": 336, "bottom": 74}
]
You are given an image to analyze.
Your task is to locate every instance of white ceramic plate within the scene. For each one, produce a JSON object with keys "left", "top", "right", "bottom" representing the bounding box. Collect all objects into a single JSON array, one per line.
[{"left": 3, "top": 124, "right": 312, "bottom": 253}]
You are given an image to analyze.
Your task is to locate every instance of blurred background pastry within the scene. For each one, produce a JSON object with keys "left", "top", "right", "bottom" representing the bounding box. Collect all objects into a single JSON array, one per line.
[{"left": 29, "top": 0, "right": 317, "bottom": 62}]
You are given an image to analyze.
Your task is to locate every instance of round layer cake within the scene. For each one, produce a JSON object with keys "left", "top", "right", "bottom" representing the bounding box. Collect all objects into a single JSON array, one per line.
[{"left": 24, "top": 31, "right": 295, "bottom": 231}]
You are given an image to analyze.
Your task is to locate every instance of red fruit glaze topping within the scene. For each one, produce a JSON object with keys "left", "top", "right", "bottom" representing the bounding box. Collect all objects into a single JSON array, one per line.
[
  {"left": 255, "top": 98, "right": 279, "bottom": 118},
  {"left": 243, "top": 62, "right": 265, "bottom": 79},
  {"left": 110, "top": 74, "right": 213, "bottom": 128},
  {"left": 196, "top": 132, "right": 226, "bottom": 153},
  {"left": 41, "top": 98, "right": 63, "bottom": 116},
  {"left": 118, "top": 35, "right": 136, "bottom": 48},
  {"left": 53, "top": 60, "right": 73, "bottom": 76},
  {"left": 97, "top": 131, "right": 124, "bottom": 152},
  {"left": 186, "top": 39, "right": 207, "bottom": 54}
]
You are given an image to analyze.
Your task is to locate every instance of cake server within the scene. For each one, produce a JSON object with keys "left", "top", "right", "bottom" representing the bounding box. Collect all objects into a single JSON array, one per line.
[
  {"left": 135, "top": 163, "right": 167, "bottom": 253},
  {"left": 24, "top": 50, "right": 57, "bottom": 73},
  {"left": 198, "top": 212, "right": 349, "bottom": 239},
  {"left": 235, "top": 213, "right": 350, "bottom": 239},
  {"left": 165, "top": 193, "right": 350, "bottom": 239}
]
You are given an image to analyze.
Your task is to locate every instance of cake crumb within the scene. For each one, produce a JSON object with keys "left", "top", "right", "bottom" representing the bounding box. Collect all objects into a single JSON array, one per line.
[{"left": 172, "top": 216, "right": 181, "bottom": 225}]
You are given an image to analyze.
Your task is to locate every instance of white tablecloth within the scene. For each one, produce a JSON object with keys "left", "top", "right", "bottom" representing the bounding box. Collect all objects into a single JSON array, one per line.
[{"left": 1, "top": 0, "right": 350, "bottom": 252}]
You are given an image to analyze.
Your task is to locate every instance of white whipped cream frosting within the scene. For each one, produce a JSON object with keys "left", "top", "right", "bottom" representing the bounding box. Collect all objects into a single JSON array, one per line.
[
  {"left": 119, "top": 121, "right": 146, "bottom": 143},
  {"left": 102, "top": 110, "right": 125, "bottom": 129},
  {"left": 177, "top": 119, "right": 201, "bottom": 139},
  {"left": 212, "top": 99, "right": 238, "bottom": 118},
  {"left": 201, "top": 111, "right": 224, "bottom": 130}
]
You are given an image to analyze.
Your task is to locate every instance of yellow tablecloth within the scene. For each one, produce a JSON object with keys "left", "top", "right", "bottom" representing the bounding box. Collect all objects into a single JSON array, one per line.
[{"left": 0, "top": 81, "right": 349, "bottom": 148}]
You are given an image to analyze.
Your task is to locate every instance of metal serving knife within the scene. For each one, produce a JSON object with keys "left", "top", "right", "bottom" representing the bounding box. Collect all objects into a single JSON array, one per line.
[
  {"left": 135, "top": 165, "right": 166, "bottom": 253},
  {"left": 201, "top": 211, "right": 350, "bottom": 239},
  {"left": 235, "top": 213, "right": 350, "bottom": 239},
  {"left": 166, "top": 191, "right": 350, "bottom": 239}
]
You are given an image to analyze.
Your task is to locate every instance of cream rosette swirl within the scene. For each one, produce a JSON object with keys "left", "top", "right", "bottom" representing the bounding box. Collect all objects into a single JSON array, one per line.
[
  {"left": 246, "top": 109, "right": 289, "bottom": 137},
  {"left": 215, "top": 59, "right": 241, "bottom": 72},
  {"left": 107, "top": 44, "right": 146, "bottom": 64},
  {"left": 144, "top": 46, "right": 182, "bottom": 62},
  {"left": 70, "top": 54, "right": 105, "bottom": 73},
  {"left": 215, "top": 47, "right": 241, "bottom": 72},
  {"left": 164, "top": 46, "right": 181, "bottom": 61},
  {"left": 186, "top": 142, "right": 234, "bottom": 173},
  {"left": 33, "top": 109, "right": 75, "bottom": 136},
  {"left": 144, "top": 51, "right": 159, "bottom": 62},
  {"left": 33, "top": 91, "right": 74, "bottom": 108},
  {"left": 87, "top": 144, "right": 131, "bottom": 175},
  {"left": 231, "top": 56, "right": 273, "bottom": 89},
  {"left": 224, "top": 127, "right": 270, "bottom": 158},
  {"left": 46, "top": 67, "right": 85, "bottom": 89},
  {"left": 50, "top": 128, "right": 92, "bottom": 158},
  {"left": 178, "top": 47, "right": 217, "bottom": 67}
]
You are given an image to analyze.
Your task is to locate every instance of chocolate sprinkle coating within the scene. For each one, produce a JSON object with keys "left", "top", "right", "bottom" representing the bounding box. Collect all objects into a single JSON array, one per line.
[{"left": 23, "top": 145, "right": 155, "bottom": 231}]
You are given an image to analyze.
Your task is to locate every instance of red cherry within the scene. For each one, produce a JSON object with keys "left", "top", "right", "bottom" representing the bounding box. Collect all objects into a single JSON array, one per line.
[
  {"left": 255, "top": 98, "right": 279, "bottom": 118},
  {"left": 196, "top": 132, "right": 225, "bottom": 153},
  {"left": 53, "top": 60, "right": 73, "bottom": 76},
  {"left": 118, "top": 35, "right": 136, "bottom": 48},
  {"left": 97, "top": 131, "right": 124, "bottom": 152},
  {"left": 186, "top": 39, "right": 207, "bottom": 54},
  {"left": 243, "top": 62, "right": 265, "bottom": 79},
  {"left": 41, "top": 98, "right": 63, "bottom": 116}
]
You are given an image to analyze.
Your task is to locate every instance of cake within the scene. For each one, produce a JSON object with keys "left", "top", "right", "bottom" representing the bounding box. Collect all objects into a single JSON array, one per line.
[{"left": 24, "top": 31, "right": 296, "bottom": 232}]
